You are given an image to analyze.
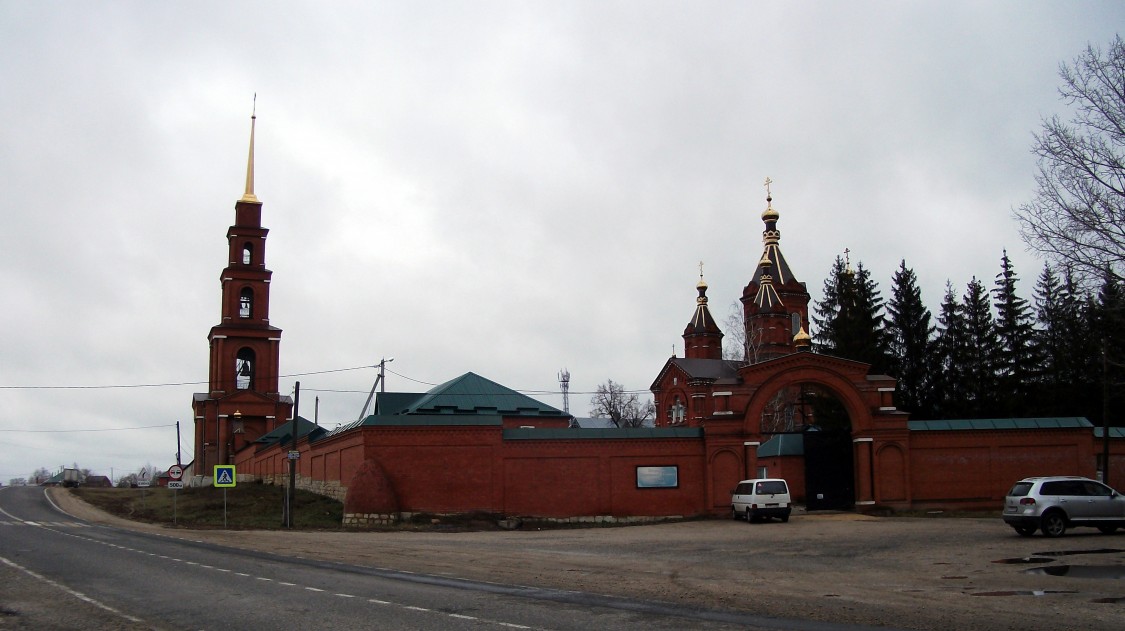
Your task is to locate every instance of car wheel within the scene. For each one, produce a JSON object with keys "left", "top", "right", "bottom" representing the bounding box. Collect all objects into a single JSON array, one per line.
[
  {"left": 781, "top": 514, "right": 789, "bottom": 523},
  {"left": 1096, "top": 525, "right": 1118, "bottom": 534},
  {"left": 1041, "top": 511, "right": 1067, "bottom": 538},
  {"left": 1013, "top": 525, "right": 1037, "bottom": 537},
  {"left": 745, "top": 508, "right": 757, "bottom": 523},
  {"left": 732, "top": 507, "right": 740, "bottom": 520}
]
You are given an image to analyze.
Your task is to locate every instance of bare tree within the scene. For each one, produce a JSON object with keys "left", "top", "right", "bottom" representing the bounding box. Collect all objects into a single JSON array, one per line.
[
  {"left": 589, "top": 379, "right": 655, "bottom": 428},
  {"left": 1016, "top": 36, "right": 1125, "bottom": 287},
  {"left": 30, "top": 467, "right": 50, "bottom": 484},
  {"left": 722, "top": 301, "right": 764, "bottom": 363}
]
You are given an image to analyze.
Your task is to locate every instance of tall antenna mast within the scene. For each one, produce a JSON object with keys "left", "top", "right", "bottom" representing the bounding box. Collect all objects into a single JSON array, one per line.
[{"left": 558, "top": 369, "right": 571, "bottom": 414}]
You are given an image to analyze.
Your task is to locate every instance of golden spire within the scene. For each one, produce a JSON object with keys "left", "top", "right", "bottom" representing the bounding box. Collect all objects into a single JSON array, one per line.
[{"left": 240, "top": 94, "right": 260, "bottom": 203}]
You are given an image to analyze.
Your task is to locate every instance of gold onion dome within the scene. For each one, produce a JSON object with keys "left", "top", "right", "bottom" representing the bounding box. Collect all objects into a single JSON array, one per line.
[
  {"left": 761, "top": 205, "right": 778, "bottom": 222},
  {"left": 794, "top": 325, "right": 812, "bottom": 347}
]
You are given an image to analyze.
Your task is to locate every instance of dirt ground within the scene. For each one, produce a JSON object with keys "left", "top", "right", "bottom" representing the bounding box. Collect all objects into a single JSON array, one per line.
[{"left": 44, "top": 490, "right": 1125, "bottom": 630}]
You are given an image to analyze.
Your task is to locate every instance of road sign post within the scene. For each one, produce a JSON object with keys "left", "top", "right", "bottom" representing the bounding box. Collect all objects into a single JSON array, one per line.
[{"left": 214, "top": 465, "right": 236, "bottom": 528}]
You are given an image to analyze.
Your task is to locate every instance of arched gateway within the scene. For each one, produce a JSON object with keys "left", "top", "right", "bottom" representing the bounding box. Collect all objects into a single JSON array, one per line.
[{"left": 651, "top": 182, "right": 909, "bottom": 514}]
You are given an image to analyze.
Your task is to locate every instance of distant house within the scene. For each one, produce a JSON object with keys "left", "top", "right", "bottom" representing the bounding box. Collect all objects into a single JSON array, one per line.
[{"left": 85, "top": 475, "right": 112, "bottom": 488}]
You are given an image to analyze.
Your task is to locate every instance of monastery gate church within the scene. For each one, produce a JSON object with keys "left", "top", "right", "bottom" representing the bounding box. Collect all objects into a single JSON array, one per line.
[{"left": 188, "top": 119, "right": 1122, "bottom": 523}]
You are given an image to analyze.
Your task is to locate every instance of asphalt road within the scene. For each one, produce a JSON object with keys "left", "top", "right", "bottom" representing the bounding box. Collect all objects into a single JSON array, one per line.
[{"left": 0, "top": 486, "right": 896, "bottom": 631}]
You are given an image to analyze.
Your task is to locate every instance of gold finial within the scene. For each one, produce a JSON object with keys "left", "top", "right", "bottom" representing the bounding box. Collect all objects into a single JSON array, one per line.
[
  {"left": 844, "top": 248, "right": 854, "bottom": 275},
  {"left": 240, "top": 93, "right": 260, "bottom": 203},
  {"left": 761, "top": 176, "right": 778, "bottom": 222}
]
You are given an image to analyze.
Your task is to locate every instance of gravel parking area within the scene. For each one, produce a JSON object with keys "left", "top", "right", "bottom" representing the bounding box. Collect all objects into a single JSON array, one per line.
[{"left": 50, "top": 490, "right": 1125, "bottom": 630}]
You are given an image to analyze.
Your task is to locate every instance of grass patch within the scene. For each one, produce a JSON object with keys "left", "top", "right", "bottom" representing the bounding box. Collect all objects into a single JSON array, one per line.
[{"left": 72, "top": 484, "right": 343, "bottom": 530}]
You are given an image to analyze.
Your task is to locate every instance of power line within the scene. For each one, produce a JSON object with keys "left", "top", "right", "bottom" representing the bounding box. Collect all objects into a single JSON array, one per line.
[
  {"left": 1, "top": 363, "right": 652, "bottom": 397},
  {"left": 0, "top": 423, "right": 175, "bottom": 434},
  {"left": 0, "top": 365, "right": 374, "bottom": 390}
]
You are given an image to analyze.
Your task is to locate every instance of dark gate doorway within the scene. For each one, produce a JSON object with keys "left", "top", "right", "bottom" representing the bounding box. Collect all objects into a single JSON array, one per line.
[{"left": 803, "top": 429, "right": 855, "bottom": 511}]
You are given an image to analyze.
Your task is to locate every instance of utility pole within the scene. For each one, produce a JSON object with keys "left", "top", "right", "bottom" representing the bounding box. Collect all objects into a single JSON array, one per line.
[
  {"left": 288, "top": 381, "right": 300, "bottom": 528},
  {"left": 175, "top": 421, "right": 182, "bottom": 466},
  {"left": 356, "top": 357, "right": 393, "bottom": 421},
  {"left": 1103, "top": 344, "right": 1111, "bottom": 486}
]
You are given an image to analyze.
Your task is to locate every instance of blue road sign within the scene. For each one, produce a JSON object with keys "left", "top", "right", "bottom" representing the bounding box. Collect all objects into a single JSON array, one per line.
[{"left": 214, "top": 465, "right": 236, "bottom": 487}]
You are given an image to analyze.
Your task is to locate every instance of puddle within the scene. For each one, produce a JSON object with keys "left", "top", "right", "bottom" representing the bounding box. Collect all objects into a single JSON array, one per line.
[
  {"left": 1091, "top": 596, "right": 1125, "bottom": 603},
  {"left": 993, "top": 556, "right": 1055, "bottom": 564},
  {"left": 1034, "top": 548, "right": 1123, "bottom": 557},
  {"left": 1023, "top": 565, "right": 1125, "bottom": 579},
  {"left": 972, "top": 590, "right": 1078, "bottom": 597}
]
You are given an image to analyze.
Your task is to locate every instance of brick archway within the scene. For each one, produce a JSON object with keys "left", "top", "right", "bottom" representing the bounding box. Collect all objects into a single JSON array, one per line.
[{"left": 734, "top": 352, "right": 908, "bottom": 508}]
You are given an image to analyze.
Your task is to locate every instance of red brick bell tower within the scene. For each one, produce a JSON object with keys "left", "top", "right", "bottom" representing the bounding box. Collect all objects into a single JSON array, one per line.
[{"left": 190, "top": 110, "right": 292, "bottom": 481}]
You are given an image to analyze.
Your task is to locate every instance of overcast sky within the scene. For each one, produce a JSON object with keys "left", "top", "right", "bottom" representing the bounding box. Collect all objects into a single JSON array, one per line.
[{"left": 1, "top": 2, "right": 1121, "bottom": 482}]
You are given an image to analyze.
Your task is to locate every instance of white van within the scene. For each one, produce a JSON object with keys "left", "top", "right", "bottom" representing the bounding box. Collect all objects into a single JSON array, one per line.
[{"left": 731, "top": 478, "right": 792, "bottom": 523}]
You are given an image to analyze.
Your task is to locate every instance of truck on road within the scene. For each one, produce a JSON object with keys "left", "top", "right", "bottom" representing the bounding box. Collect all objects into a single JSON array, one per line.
[{"left": 62, "top": 468, "right": 81, "bottom": 488}]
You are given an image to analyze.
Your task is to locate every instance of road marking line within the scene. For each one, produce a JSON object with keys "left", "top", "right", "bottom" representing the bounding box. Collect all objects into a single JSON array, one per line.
[
  {"left": 404, "top": 606, "right": 431, "bottom": 612},
  {"left": 278, "top": 581, "right": 296, "bottom": 586},
  {"left": 449, "top": 614, "right": 478, "bottom": 620},
  {"left": 335, "top": 593, "right": 355, "bottom": 598},
  {"left": 368, "top": 599, "right": 391, "bottom": 605},
  {"left": 305, "top": 587, "right": 324, "bottom": 592},
  {"left": 0, "top": 555, "right": 145, "bottom": 624},
  {"left": 235, "top": 572, "right": 250, "bottom": 577},
  {"left": 256, "top": 577, "right": 273, "bottom": 581},
  {"left": 496, "top": 624, "right": 532, "bottom": 629}
]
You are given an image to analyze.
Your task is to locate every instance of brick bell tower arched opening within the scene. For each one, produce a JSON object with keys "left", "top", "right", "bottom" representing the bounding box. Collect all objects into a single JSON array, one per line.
[{"left": 190, "top": 109, "right": 292, "bottom": 482}]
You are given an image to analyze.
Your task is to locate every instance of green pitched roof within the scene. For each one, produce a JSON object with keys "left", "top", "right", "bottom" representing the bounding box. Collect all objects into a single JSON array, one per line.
[
  {"left": 394, "top": 372, "right": 565, "bottom": 417},
  {"left": 908, "top": 417, "right": 1093, "bottom": 431},
  {"left": 252, "top": 416, "right": 320, "bottom": 447}
]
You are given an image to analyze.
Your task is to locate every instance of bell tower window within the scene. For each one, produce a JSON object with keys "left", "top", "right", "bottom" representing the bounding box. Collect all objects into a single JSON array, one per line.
[
  {"left": 235, "top": 348, "right": 255, "bottom": 390},
  {"left": 668, "top": 396, "right": 686, "bottom": 424},
  {"left": 239, "top": 288, "right": 253, "bottom": 318},
  {"left": 242, "top": 243, "right": 253, "bottom": 265}
]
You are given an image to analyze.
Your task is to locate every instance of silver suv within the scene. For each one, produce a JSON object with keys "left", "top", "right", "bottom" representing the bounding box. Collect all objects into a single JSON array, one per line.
[{"left": 1002, "top": 476, "right": 1125, "bottom": 537}]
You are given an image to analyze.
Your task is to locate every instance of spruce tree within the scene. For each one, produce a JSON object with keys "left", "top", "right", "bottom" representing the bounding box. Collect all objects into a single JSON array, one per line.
[
  {"left": 813, "top": 256, "right": 848, "bottom": 355},
  {"left": 934, "top": 282, "right": 969, "bottom": 418},
  {"left": 962, "top": 277, "right": 1001, "bottom": 417},
  {"left": 992, "top": 251, "right": 1038, "bottom": 416},
  {"left": 813, "top": 257, "right": 890, "bottom": 373},
  {"left": 1033, "top": 264, "right": 1066, "bottom": 415},
  {"left": 886, "top": 260, "right": 936, "bottom": 418},
  {"left": 1095, "top": 268, "right": 1125, "bottom": 427}
]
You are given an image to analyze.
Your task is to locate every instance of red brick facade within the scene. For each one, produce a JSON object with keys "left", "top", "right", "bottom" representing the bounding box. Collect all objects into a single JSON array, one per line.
[{"left": 196, "top": 137, "right": 1122, "bottom": 519}]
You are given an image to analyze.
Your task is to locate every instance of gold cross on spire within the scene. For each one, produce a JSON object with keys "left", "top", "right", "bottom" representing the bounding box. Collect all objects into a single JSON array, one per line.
[
  {"left": 763, "top": 176, "right": 773, "bottom": 196},
  {"left": 698, "top": 260, "right": 705, "bottom": 280}
]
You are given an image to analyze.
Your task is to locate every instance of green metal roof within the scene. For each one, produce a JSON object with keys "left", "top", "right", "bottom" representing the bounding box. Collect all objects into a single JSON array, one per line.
[
  {"left": 757, "top": 434, "right": 805, "bottom": 457},
  {"left": 908, "top": 417, "right": 1094, "bottom": 431},
  {"left": 503, "top": 427, "right": 703, "bottom": 440},
  {"left": 373, "top": 392, "right": 426, "bottom": 415},
  {"left": 363, "top": 415, "right": 504, "bottom": 427},
  {"left": 1094, "top": 427, "right": 1125, "bottom": 439},
  {"left": 252, "top": 416, "right": 320, "bottom": 446},
  {"left": 394, "top": 372, "right": 566, "bottom": 417}
]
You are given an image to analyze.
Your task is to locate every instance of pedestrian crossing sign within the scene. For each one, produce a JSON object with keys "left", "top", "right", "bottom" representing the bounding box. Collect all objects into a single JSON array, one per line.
[{"left": 214, "top": 465, "right": 236, "bottom": 487}]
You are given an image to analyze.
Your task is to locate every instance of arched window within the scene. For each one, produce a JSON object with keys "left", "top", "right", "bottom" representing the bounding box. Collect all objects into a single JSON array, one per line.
[
  {"left": 242, "top": 243, "right": 253, "bottom": 265},
  {"left": 669, "top": 396, "right": 686, "bottom": 424},
  {"left": 235, "top": 348, "right": 255, "bottom": 390},
  {"left": 239, "top": 288, "right": 253, "bottom": 318}
]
